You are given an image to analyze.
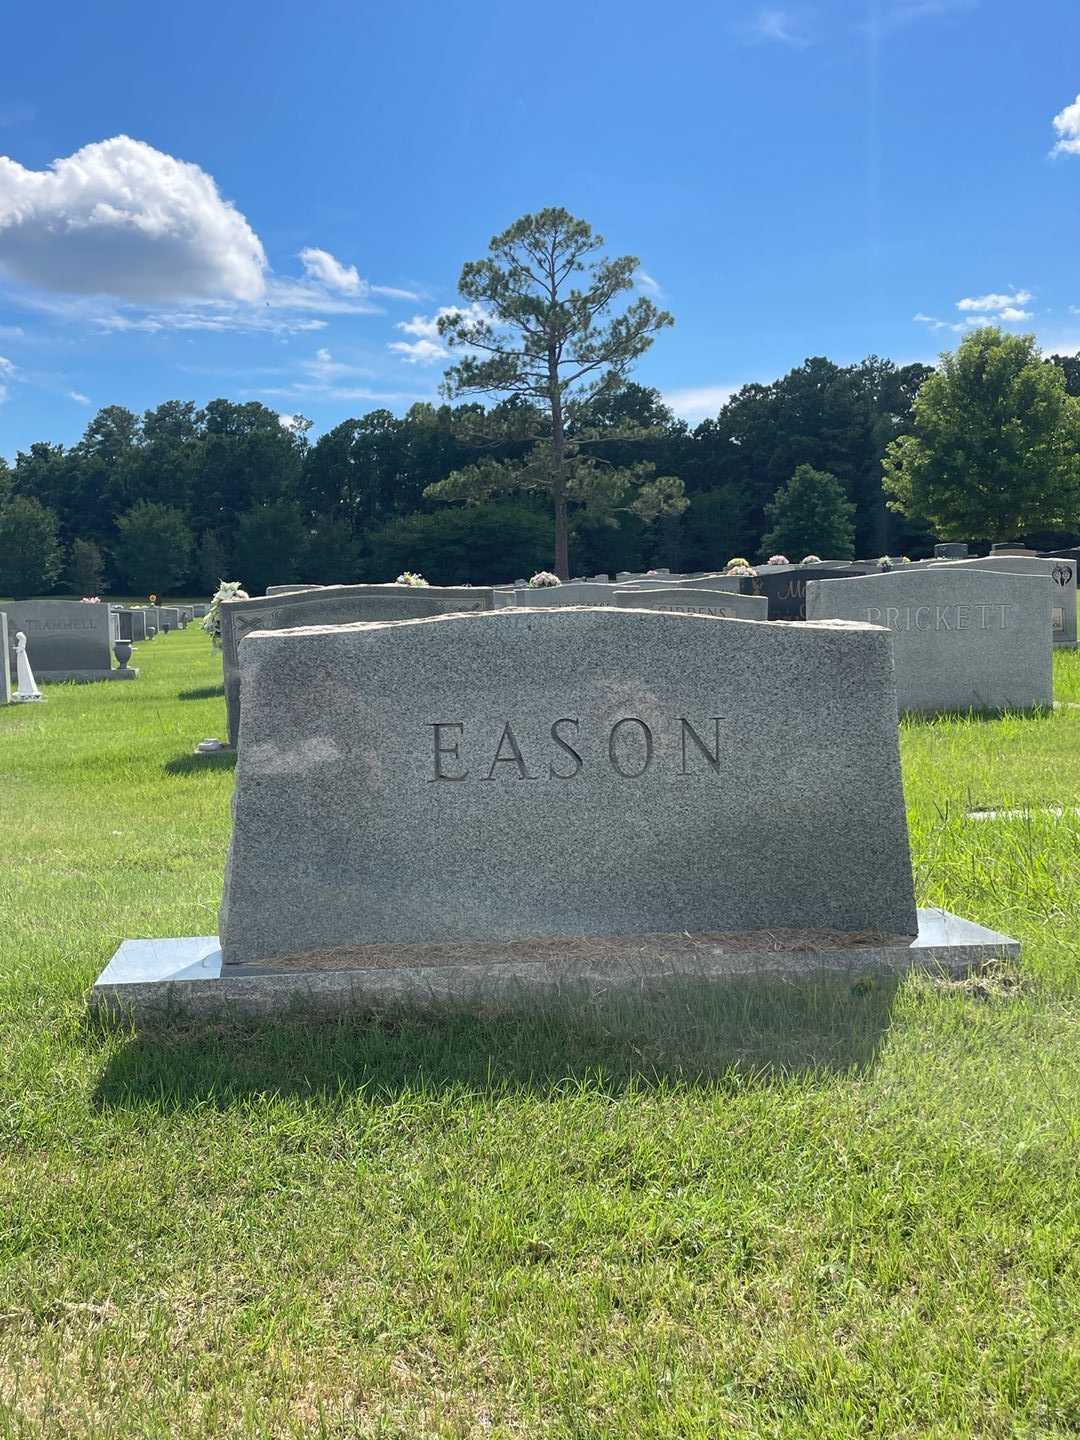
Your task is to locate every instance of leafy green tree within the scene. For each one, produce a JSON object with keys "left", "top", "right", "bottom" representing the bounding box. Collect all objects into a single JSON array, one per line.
[
  {"left": 682, "top": 357, "right": 931, "bottom": 557},
  {"left": 188, "top": 400, "right": 304, "bottom": 546},
  {"left": 760, "top": 465, "right": 856, "bottom": 560},
  {"left": 68, "top": 538, "right": 104, "bottom": 596},
  {"left": 192, "top": 530, "right": 229, "bottom": 594},
  {"left": 301, "top": 519, "right": 362, "bottom": 585},
  {"left": 113, "top": 501, "right": 192, "bottom": 595},
  {"left": 677, "top": 487, "right": 756, "bottom": 572},
  {"left": 884, "top": 328, "right": 1080, "bottom": 541},
  {"left": 1048, "top": 353, "right": 1080, "bottom": 397},
  {"left": 366, "top": 502, "right": 553, "bottom": 585},
  {"left": 0, "top": 496, "right": 64, "bottom": 597},
  {"left": 231, "top": 499, "right": 306, "bottom": 595},
  {"left": 428, "top": 207, "right": 684, "bottom": 577}
]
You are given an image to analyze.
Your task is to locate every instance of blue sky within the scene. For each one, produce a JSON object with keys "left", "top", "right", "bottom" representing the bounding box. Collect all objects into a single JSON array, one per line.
[{"left": 2, "top": 0, "right": 1079, "bottom": 458}]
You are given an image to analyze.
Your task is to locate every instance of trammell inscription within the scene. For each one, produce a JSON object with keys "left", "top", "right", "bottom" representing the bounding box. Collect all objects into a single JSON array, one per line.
[
  {"left": 429, "top": 716, "right": 725, "bottom": 782},
  {"left": 864, "top": 603, "right": 1015, "bottom": 632}
]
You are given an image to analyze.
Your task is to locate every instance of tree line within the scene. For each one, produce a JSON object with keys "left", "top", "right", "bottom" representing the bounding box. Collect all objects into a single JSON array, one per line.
[
  {"left": 2, "top": 204, "right": 1079, "bottom": 598},
  {"left": 0, "top": 356, "right": 949, "bottom": 598}
]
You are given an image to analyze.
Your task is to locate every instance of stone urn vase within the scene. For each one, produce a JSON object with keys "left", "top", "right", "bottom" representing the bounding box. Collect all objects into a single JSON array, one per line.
[{"left": 114, "top": 639, "right": 134, "bottom": 673}]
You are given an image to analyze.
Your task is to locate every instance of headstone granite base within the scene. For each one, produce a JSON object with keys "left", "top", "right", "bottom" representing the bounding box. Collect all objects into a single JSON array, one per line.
[
  {"left": 91, "top": 910, "right": 1018, "bottom": 1024},
  {"left": 36, "top": 668, "right": 139, "bottom": 684}
]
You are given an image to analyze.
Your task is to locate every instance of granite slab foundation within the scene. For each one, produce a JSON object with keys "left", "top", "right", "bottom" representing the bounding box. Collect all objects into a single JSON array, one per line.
[
  {"left": 90, "top": 909, "right": 1019, "bottom": 1024},
  {"left": 34, "top": 668, "right": 138, "bottom": 683}
]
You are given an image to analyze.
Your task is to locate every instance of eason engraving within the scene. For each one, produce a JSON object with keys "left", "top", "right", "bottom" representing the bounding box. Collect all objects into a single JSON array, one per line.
[
  {"left": 429, "top": 716, "right": 725, "bottom": 782},
  {"left": 864, "top": 603, "right": 1015, "bottom": 632}
]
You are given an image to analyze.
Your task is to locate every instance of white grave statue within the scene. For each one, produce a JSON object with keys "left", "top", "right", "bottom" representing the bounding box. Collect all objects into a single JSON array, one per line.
[{"left": 13, "top": 632, "right": 44, "bottom": 702}]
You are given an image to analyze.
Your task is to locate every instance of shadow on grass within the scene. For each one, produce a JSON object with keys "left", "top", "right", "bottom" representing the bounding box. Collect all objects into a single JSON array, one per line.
[
  {"left": 92, "top": 971, "right": 900, "bottom": 1109},
  {"left": 177, "top": 684, "right": 225, "bottom": 701},
  {"left": 163, "top": 751, "right": 236, "bottom": 776}
]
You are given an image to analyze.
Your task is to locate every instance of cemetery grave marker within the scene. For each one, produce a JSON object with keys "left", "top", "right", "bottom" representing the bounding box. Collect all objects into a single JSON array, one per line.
[
  {"left": 929, "top": 555, "right": 1077, "bottom": 648},
  {"left": 93, "top": 607, "right": 1019, "bottom": 1020},
  {"left": 613, "top": 588, "right": 768, "bottom": 620},
  {"left": 806, "top": 567, "right": 1053, "bottom": 714},
  {"left": 3, "top": 600, "right": 135, "bottom": 684},
  {"left": 220, "top": 582, "right": 494, "bottom": 747}
]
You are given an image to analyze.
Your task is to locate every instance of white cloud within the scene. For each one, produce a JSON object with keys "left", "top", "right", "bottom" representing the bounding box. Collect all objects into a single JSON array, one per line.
[
  {"left": 299, "top": 246, "right": 361, "bottom": 294},
  {"left": 249, "top": 383, "right": 432, "bottom": 406},
  {"left": 634, "top": 269, "right": 662, "bottom": 295},
  {"left": 300, "top": 347, "right": 373, "bottom": 381},
  {"left": 297, "top": 249, "right": 420, "bottom": 304},
  {"left": 915, "top": 290, "right": 1034, "bottom": 334},
  {"left": 0, "top": 136, "right": 267, "bottom": 302},
  {"left": 914, "top": 312, "right": 968, "bottom": 333},
  {"left": 397, "top": 313, "right": 440, "bottom": 340},
  {"left": 737, "top": 7, "right": 812, "bottom": 45},
  {"left": 0, "top": 137, "right": 421, "bottom": 337},
  {"left": 68, "top": 390, "right": 91, "bottom": 404},
  {"left": 956, "top": 290, "right": 1032, "bottom": 312},
  {"left": 882, "top": 0, "right": 975, "bottom": 25},
  {"left": 93, "top": 305, "right": 328, "bottom": 335},
  {"left": 388, "top": 337, "right": 448, "bottom": 365},
  {"left": 372, "top": 283, "right": 422, "bottom": 301},
  {"left": 0, "top": 355, "right": 14, "bottom": 376},
  {"left": 662, "top": 384, "right": 741, "bottom": 423},
  {"left": 1051, "top": 95, "right": 1080, "bottom": 156},
  {"left": 391, "top": 304, "right": 494, "bottom": 363}
]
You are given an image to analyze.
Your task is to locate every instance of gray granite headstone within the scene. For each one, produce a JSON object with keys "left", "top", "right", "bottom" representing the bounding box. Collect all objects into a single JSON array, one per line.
[
  {"left": 806, "top": 568, "right": 1054, "bottom": 714},
  {"left": 616, "top": 575, "right": 742, "bottom": 595},
  {"left": 158, "top": 607, "right": 180, "bottom": 632},
  {"left": 613, "top": 588, "right": 768, "bottom": 620},
  {"left": 220, "top": 583, "right": 494, "bottom": 747},
  {"left": 219, "top": 607, "right": 917, "bottom": 967},
  {"left": 0, "top": 612, "right": 9, "bottom": 704},
  {"left": 266, "top": 584, "right": 324, "bottom": 596},
  {"left": 928, "top": 555, "right": 1077, "bottom": 647},
  {"left": 112, "top": 608, "right": 134, "bottom": 642},
  {"left": 934, "top": 543, "right": 969, "bottom": 559},
  {"left": 513, "top": 582, "right": 614, "bottom": 606},
  {"left": 3, "top": 600, "right": 121, "bottom": 683},
  {"left": 128, "top": 609, "right": 148, "bottom": 642}
]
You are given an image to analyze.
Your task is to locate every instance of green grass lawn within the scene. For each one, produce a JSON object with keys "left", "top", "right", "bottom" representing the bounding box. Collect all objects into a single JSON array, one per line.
[{"left": 2, "top": 628, "right": 1079, "bottom": 1438}]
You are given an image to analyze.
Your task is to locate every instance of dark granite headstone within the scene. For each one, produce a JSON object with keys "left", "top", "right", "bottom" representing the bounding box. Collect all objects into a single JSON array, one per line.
[{"left": 738, "top": 564, "right": 866, "bottom": 619}]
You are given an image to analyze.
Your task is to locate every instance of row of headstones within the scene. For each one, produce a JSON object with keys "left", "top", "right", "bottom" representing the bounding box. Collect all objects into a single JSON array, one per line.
[
  {"left": 0, "top": 600, "right": 209, "bottom": 703},
  {"left": 214, "top": 556, "right": 1071, "bottom": 967},
  {"left": 216, "top": 554, "right": 1074, "bottom": 748}
]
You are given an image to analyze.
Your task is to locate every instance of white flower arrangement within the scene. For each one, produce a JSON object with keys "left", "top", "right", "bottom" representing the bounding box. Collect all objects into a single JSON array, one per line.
[
  {"left": 801, "top": 554, "right": 822, "bottom": 564},
  {"left": 396, "top": 571, "right": 430, "bottom": 587},
  {"left": 528, "top": 571, "right": 561, "bottom": 588},
  {"left": 202, "top": 580, "right": 249, "bottom": 648},
  {"left": 767, "top": 555, "right": 790, "bottom": 566}
]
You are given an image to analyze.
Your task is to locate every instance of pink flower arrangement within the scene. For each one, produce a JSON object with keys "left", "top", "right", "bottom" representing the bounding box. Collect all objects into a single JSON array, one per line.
[
  {"left": 80, "top": 596, "right": 101, "bottom": 603},
  {"left": 767, "top": 555, "right": 790, "bottom": 566}
]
